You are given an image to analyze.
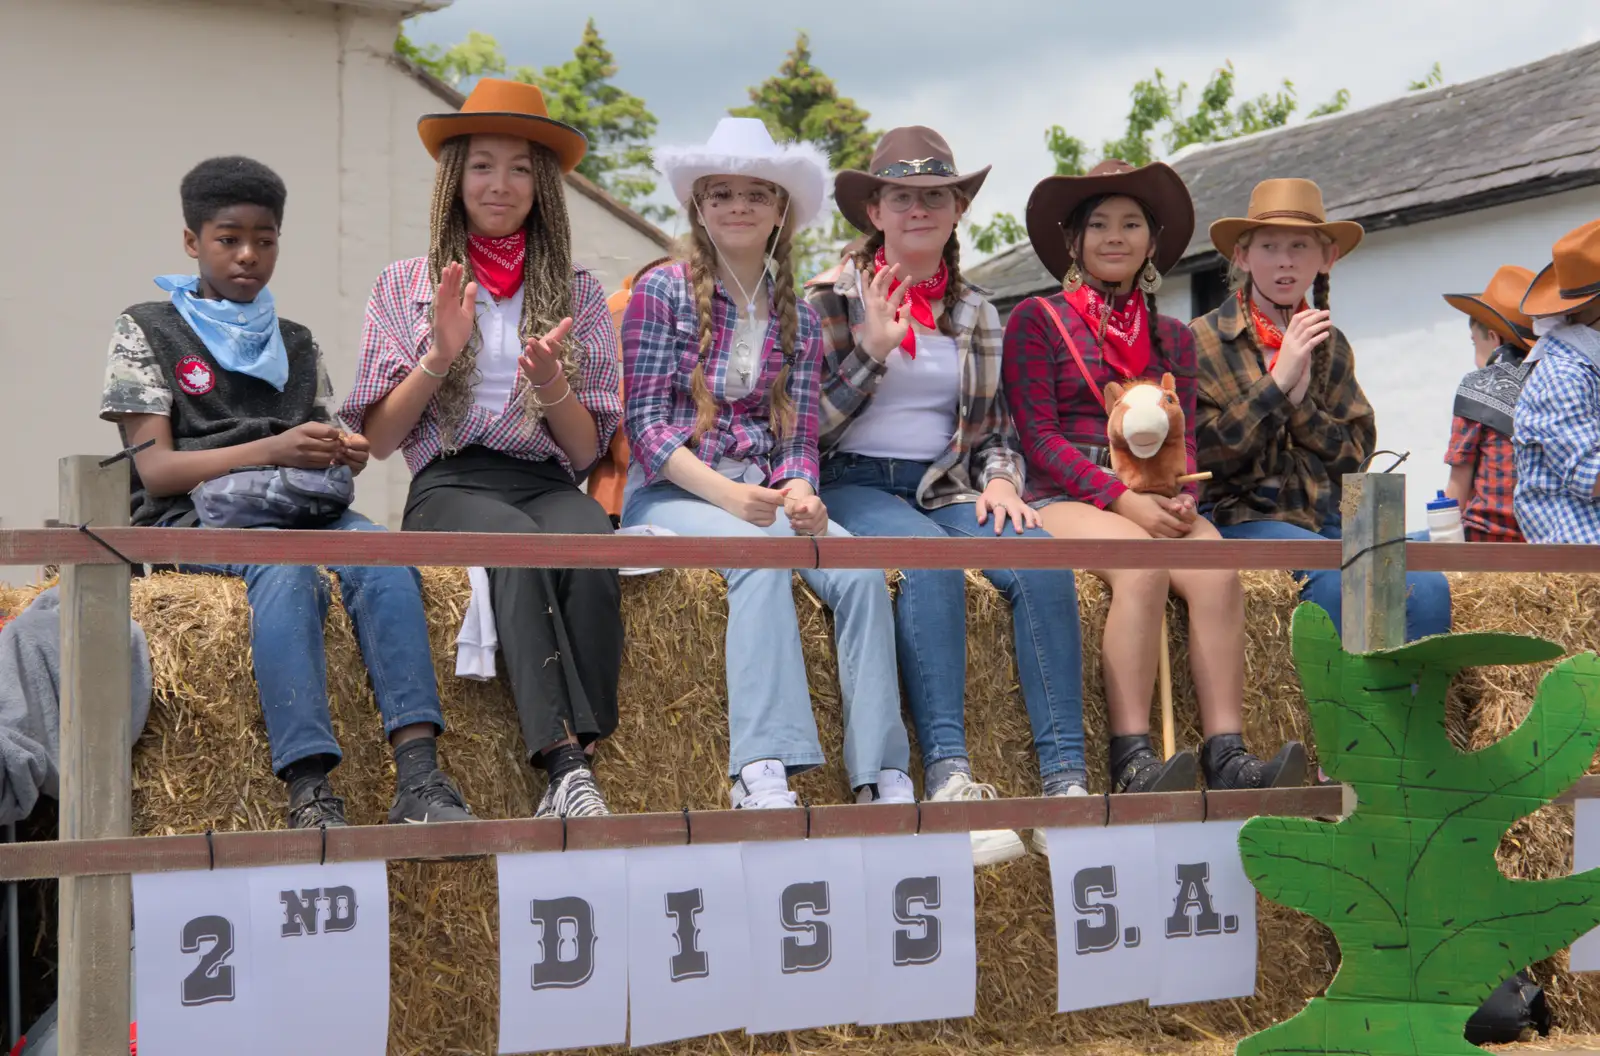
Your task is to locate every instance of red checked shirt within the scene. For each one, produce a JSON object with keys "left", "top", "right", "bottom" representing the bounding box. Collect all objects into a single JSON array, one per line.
[
  {"left": 339, "top": 255, "right": 623, "bottom": 477},
  {"left": 1003, "top": 292, "right": 1199, "bottom": 508},
  {"left": 1444, "top": 416, "right": 1523, "bottom": 542}
]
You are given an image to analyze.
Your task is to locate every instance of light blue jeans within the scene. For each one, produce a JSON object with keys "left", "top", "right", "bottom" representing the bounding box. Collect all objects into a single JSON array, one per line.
[
  {"left": 622, "top": 479, "right": 912, "bottom": 789},
  {"left": 819, "top": 455, "right": 1087, "bottom": 777}
]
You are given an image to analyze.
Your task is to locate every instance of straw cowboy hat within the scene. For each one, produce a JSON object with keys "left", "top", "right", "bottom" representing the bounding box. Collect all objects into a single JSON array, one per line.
[
  {"left": 1521, "top": 218, "right": 1600, "bottom": 318},
  {"left": 1025, "top": 159, "right": 1195, "bottom": 281},
  {"left": 1208, "top": 178, "right": 1364, "bottom": 261},
  {"left": 654, "top": 118, "right": 830, "bottom": 228},
  {"left": 417, "top": 79, "right": 588, "bottom": 172},
  {"left": 1443, "top": 265, "right": 1537, "bottom": 350},
  {"left": 833, "top": 126, "right": 991, "bottom": 235}
]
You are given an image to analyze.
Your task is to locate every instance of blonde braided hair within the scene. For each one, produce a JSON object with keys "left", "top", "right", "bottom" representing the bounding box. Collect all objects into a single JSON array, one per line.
[{"left": 426, "top": 136, "right": 576, "bottom": 451}]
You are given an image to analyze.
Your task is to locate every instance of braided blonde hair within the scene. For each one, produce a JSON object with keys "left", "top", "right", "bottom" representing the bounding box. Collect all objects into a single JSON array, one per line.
[
  {"left": 426, "top": 135, "right": 576, "bottom": 451},
  {"left": 680, "top": 180, "right": 799, "bottom": 442}
]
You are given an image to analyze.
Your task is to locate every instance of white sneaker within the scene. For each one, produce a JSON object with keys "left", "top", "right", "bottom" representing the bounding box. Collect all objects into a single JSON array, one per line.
[
  {"left": 535, "top": 767, "right": 611, "bottom": 818},
  {"left": 927, "top": 772, "right": 1026, "bottom": 867},
  {"left": 855, "top": 768, "right": 916, "bottom": 804},
  {"left": 1029, "top": 782, "right": 1090, "bottom": 855},
  {"left": 731, "top": 759, "right": 799, "bottom": 810}
]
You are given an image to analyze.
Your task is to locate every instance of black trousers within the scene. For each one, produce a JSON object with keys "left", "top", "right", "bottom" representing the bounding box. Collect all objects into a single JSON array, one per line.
[{"left": 404, "top": 448, "right": 623, "bottom": 756}]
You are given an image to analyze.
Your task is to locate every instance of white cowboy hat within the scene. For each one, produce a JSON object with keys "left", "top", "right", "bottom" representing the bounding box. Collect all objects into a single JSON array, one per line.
[{"left": 654, "top": 117, "right": 830, "bottom": 229}]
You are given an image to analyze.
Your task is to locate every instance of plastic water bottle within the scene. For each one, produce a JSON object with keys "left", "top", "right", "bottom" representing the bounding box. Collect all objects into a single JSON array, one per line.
[{"left": 1426, "top": 490, "right": 1465, "bottom": 543}]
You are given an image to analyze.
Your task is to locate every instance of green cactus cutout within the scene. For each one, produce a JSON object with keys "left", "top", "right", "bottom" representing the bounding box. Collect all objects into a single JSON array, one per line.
[{"left": 1237, "top": 603, "right": 1600, "bottom": 1056}]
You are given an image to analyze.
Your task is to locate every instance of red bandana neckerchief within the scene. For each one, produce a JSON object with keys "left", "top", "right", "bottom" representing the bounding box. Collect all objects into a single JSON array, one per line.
[
  {"left": 1241, "top": 288, "right": 1308, "bottom": 371},
  {"left": 875, "top": 246, "right": 948, "bottom": 358},
  {"left": 1064, "top": 283, "right": 1151, "bottom": 379},
  {"left": 467, "top": 230, "right": 527, "bottom": 300}
]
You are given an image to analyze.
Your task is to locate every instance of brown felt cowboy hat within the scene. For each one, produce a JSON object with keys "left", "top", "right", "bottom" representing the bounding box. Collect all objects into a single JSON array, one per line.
[
  {"left": 1521, "top": 218, "right": 1600, "bottom": 318},
  {"left": 417, "top": 78, "right": 588, "bottom": 172},
  {"left": 1024, "top": 159, "right": 1195, "bottom": 281},
  {"left": 1208, "top": 178, "right": 1363, "bottom": 262},
  {"left": 1443, "top": 265, "right": 1537, "bottom": 350},
  {"left": 834, "top": 127, "right": 990, "bottom": 235}
]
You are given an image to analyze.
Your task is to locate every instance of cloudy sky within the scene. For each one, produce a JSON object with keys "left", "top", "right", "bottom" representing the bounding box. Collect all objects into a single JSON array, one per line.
[{"left": 407, "top": 0, "right": 1599, "bottom": 249}]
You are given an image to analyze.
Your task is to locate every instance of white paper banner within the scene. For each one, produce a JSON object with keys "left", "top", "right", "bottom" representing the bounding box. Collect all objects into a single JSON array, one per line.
[
  {"left": 1571, "top": 798, "right": 1600, "bottom": 973},
  {"left": 134, "top": 861, "right": 390, "bottom": 1056},
  {"left": 497, "top": 850, "right": 630, "bottom": 1054},
  {"left": 858, "top": 833, "right": 977, "bottom": 1026},
  {"left": 1151, "top": 821, "right": 1257, "bottom": 1006},
  {"left": 1044, "top": 823, "right": 1161, "bottom": 1013},
  {"left": 742, "top": 838, "right": 868, "bottom": 1034},
  {"left": 626, "top": 844, "right": 752, "bottom": 1047}
]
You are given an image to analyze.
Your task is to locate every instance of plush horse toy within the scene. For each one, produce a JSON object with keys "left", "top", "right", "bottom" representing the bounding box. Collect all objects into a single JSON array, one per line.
[{"left": 1102, "top": 373, "right": 1207, "bottom": 498}]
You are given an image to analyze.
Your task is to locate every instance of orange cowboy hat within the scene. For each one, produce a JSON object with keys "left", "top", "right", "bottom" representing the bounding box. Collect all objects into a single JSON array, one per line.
[
  {"left": 417, "top": 78, "right": 588, "bottom": 172},
  {"left": 1443, "top": 265, "right": 1537, "bottom": 351},
  {"left": 1521, "top": 218, "right": 1600, "bottom": 318},
  {"left": 1025, "top": 159, "right": 1195, "bottom": 280},
  {"left": 1208, "top": 178, "right": 1364, "bottom": 262}
]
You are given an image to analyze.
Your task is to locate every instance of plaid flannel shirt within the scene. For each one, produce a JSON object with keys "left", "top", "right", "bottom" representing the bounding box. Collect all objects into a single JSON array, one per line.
[
  {"left": 338, "top": 255, "right": 622, "bottom": 478},
  {"left": 1444, "top": 415, "right": 1523, "bottom": 542},
  {"left": 1002, "top": 292, "right": 1199, "bottom": 508},
  {"left": 1190, "top": 294, "right": 1374, "bottom": 532},
  {"left": 622, "top": 261, "right": 822, "bottom": 488},
  {"left": 805, "top": 258, "right": 1025, "bottom": 509},
  {"left": 1513, "top": 328, "right": 1600, "bottom": 544}
]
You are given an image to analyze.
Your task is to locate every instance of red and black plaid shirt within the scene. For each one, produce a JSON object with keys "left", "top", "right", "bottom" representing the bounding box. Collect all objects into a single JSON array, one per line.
[{"left": 1444, "top": 415, "right": 1523, "bottom": 542}]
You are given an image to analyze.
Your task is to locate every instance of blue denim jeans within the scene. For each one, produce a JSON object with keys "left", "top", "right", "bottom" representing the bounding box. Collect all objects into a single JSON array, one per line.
[
  {"left": 622, "top": 480, "right": 912, "bottom": 789},
  {"left": 178, "top": 510, "right": 445, "bottom": 773},
  {"left": 1216, "top": 518, "right": 1452, "bottom": 642},
  {"left": 819, "top": 455, "right": 1088, "bottom": 777}
]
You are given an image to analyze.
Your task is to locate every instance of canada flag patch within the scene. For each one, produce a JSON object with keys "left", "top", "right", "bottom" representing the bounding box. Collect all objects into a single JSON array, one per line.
[{"left": 174, "top": 355, "right": 216, "bottom": 396}]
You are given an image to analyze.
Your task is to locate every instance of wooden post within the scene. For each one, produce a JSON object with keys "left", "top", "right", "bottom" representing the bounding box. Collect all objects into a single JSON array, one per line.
[
  {"left": 57, "top": 456, "right": 133, "bottom": 1056},
  {"left": 1337, "top": 472, "right": 1408, "bottom": 816}
]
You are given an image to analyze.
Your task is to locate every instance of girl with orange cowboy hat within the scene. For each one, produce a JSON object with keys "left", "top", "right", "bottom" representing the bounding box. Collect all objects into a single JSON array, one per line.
[
  {"left": 341, "top": 79, "right": 626, "bottom": 819},
  {"left": 1442, "top": 265, "right": 1538, "bottom": 542},
  {"left": 1003, "top": 160, "right": 1305, "bottom": 796}
]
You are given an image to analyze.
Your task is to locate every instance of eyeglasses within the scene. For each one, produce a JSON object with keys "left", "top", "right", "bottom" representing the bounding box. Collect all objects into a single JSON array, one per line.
[
  {"left": 878, "top": 187, "right": 955, "bottom": 213},
  {"left": 873, "top": 158, "right": 957, "bottom": 179},
  {"left": 696, "top": 185, "right": 781, "bottom": 210}
]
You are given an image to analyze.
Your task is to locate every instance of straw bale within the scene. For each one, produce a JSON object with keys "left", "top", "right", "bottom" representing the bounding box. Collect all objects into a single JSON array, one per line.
[{"left": 3, "top": 567, "right": 1598, "bottom": 1055}]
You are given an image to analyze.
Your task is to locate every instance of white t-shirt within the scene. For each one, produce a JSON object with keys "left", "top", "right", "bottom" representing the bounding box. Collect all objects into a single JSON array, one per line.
[
  {"left": 837, "top": 332, "right": 961, "bottom": 462},
  {"left": 471, "top": 284, "right": 524, "bottom": 414}
]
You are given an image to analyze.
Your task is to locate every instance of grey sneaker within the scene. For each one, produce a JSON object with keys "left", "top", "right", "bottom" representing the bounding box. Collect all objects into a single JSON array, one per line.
[
  {"left": 288, "top": 778, "right": 348, "bottom": 830},
  {"left": 388, "top": 770, "right": 473, "bottom": 824},
  {"left": 536, "top": 767, "right": 611, "bottom": 818}
]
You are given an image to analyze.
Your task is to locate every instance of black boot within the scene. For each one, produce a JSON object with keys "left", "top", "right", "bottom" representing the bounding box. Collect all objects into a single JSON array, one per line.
[
  {"left": 1202, "top": 734, "right": 1308, "bottom": 790},
  {"left": 1110, "top": 734, "right": 1199, "bottom": 794}
]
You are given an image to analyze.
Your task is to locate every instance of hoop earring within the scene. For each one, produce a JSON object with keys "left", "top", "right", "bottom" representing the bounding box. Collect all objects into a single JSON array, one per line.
[
  {"left": 1062, "top": 258, "right": 1084, "bottom": 294},
  {"left": 1138, "top": 260, "right": 1163, "bottom": 295}
]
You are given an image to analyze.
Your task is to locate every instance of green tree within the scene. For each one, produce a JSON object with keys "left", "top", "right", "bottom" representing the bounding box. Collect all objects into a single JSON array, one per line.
[
  {"left": 395, "top": 28, "right": 505, "bottom": 88},
  {"left": 514, "top": 19, "right": 668, "bottom": 221},
  {"left": 967, "top": 61, "right": 1350, "bottom": 255},
  {"left": 732, "top": 33, "right": 877, "bottom": 279},
  {"left": 1408, "top": 61, "right": 1444, "bottom": 91}
]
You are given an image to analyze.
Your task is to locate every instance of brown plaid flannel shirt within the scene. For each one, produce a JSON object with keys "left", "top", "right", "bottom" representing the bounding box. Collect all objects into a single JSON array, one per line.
[
  {"left": 1190, "top": 293, "right": 1375, "bottom": 531},
  {"left": 805, "top": 258, "right": 1025, "bottom": 509}
]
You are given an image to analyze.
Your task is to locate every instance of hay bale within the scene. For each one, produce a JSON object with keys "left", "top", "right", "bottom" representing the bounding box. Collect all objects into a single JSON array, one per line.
[{"left": 5, "top": 567, "right": 1598, "bottom": 1053}]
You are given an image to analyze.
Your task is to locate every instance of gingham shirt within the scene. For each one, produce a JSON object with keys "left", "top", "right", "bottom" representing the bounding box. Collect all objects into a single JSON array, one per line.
[
  {"left": 338, "top": 256, "right": 622, "bottom": 478},
  {"left": 622, "top": 261, "right": 822, "bottom": 488},
  {"left": 1444, "top": 415, "right": 1523, "bottom": 542},
  {"left": 1513, "top": 326, "right": 1600, "bottom": 544},
  {"left": 806, "top": 258, "right": 1025, "bottom": 509}
]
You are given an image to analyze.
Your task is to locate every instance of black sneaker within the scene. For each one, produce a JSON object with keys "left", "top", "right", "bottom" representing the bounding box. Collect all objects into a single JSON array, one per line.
[
  {"left": 288, "top": 778, "right": 349, "bottom": 829},
  {"left": 388, "top": 770, "right": 474, "bottom": 824},
  {"left": 1114, "top": 748, "right": 1199, "bottom": 794},
  {"left": 1202, "top": 735, "right": 1308, "bottom": 790}
]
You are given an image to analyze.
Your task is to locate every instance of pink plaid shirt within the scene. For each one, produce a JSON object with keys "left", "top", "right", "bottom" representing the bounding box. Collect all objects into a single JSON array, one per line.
[{"left": 339, "top": 255, "right": 623, "bottom": 478}]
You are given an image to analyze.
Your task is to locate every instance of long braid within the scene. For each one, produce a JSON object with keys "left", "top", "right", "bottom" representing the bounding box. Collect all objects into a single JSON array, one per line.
[
  {"left": 426, "top": 138, "right": 482, "bottom": 452},
  {"left": 937, "top": 232, "right": 963, "bottom": 337},
  {"left": 853, "top": 228, "right": 886, "bottom": 282},
  {"left": 1312, "top": 272, "right": 1330, "bottom": 311},
  {"left": 686, "top": 222, "right": 720, "bottom": 442},
  {"left": 768, "top": 224, "right": 799, "bottom": 439}
]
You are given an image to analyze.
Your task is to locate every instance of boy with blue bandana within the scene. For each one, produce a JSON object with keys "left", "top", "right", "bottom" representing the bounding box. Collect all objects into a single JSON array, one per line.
[{"left": 98, "top": 156, "right": 472, "bottom": 829}]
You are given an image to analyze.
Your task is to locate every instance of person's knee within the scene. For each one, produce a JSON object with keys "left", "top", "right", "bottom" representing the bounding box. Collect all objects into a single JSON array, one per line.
[
  {"left": 1408, "top": 572, "right": 1452, "bottom": 619},
  {"left": 249, "top": 563, "right": 326, "bottom": 603},
  {"left": 1105, "top": 568, "right": 1169, "bottom": 605}
]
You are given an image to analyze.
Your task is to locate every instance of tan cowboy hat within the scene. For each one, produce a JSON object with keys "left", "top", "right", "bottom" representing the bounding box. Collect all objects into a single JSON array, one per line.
[
  {"left": 417, "top": 78, "right": 587, "bottom": 172},
  {"left": 1208, "top": 178, "right": 1363, "bottom": 261},
  {"left": 1443, "top": 265, "right": 1537, "bottom": 350},
  {"left": 1521, "top": 218, "right": 1600, "bottom": 318},
  {"left": 1024, "top": 159, "right": 1195, "bottom": 280},
  {"left": 834, "top": 127, "right": 991, "bottom": 235}
]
